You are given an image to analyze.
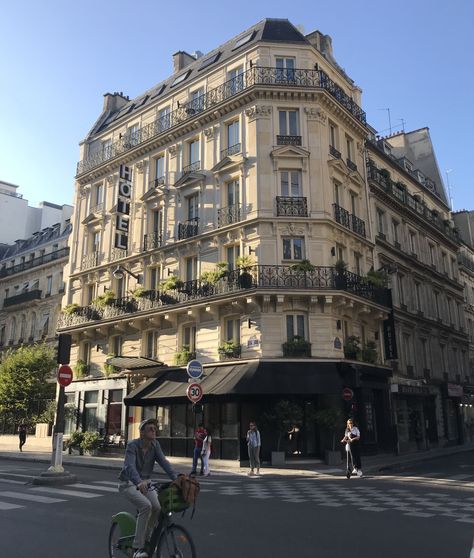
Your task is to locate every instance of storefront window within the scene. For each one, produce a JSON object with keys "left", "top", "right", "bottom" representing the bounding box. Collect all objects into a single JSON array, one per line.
[
  {"left": 107, "top": 389, "right": 123, "bottom": 435},
  {"left": 171, "top": 404, "right": 186, "bottom": 437},
  {"left": 221, "top": 402, "right": 238, "bottom": 438},
  {"left": 83, "top": 390, "right": 98, "bottom": 431},
  {"left": 157, "top": 406, "right": 170, "bottom": 437}
]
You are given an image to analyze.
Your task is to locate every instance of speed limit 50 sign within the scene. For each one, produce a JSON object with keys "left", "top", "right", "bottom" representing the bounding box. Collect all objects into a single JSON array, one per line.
[{"left": 186, "top": 382, "right": 203, "bottom": 403}]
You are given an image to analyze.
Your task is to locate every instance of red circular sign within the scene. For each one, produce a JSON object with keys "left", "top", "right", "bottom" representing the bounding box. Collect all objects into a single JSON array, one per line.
[
  {"left": 342, "top": 387, "right": 354, "bottom": 401},
  {"left": 186, "top": 382, "right": 203, "bottom": 403},
  {"left": 57, "top": 365, "right": 73, "bottom": 387}
]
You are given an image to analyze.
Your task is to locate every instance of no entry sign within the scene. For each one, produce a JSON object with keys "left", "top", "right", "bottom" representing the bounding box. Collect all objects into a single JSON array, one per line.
[
  {"left": 57, "top": 365, "right": 73, "bottom": 387},
  {"left": 186, "top": 382, "right": 203, "bottom": 404},
  {"left": 342, "top": 387, "right": 354, "bottom": 401}
]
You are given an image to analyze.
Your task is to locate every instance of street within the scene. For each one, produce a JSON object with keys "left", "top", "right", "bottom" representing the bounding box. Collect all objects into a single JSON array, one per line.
[{"left": 0, "top": 453, "right": 473, "bottom": 558}]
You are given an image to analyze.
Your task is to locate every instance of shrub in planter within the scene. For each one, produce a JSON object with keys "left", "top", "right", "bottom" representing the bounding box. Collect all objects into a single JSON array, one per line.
[
  {"left": 282, "top": 335, "right": 311, "bottom": 357},
  {"left": 174, "top": 345, "right": 195, "bottom": 366},
  {"left": 74, "top": 359, "right": 90, "bottom": 378},
  {"left": 66, "top": 431, "right": 85, "bottom": 455},
  {"left": 314, "top": 408, "right": 343, "bottom": 452},
  {"left": 366, "top": 268, "right": 388, "bottom": 288},
  {"left": 160, "top": 275, "right": 184, "bottom": 293},
  {"left": 263, "top": 399, "right": 303, "bottom": 453},
  {"left": 103, "top": 354, "right": 119, "bottom": 377},
  {"left": 344, "top": 336, "right": 361, "bottom": 360},
  {"left": 63, "top": 303, "right": 81, "bottom": 315},
  {"left": 80, "top": 431, "right": 101, "bottom": 454},
  {"left": 130, "top": 286, "right": 150, "bottom": 299},
  {"left": 236, "top": 255, "right": 255, "bottom": 289},
  {"left": 200, "top": 263, "right": 228, "bottom": 286},
  {"left": 218, "top": 341, "right": 241, "bottom": 359},
  {"left": 291, "top": 259, "right": 315, "bottom": 273},
  {"left": 361, "top": 340, "right": 378, "bottom": 364},
  {"left": 91, "top": 290, "right": 116, "bottom": 308}
]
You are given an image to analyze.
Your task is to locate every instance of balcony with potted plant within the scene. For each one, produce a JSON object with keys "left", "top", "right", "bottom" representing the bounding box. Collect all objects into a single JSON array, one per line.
[
  {"left": 282, "top": 335, "right": 312, "bottom": 357},
  {"left": 218, "top": 341, "right": 242, "bottom": 360}
]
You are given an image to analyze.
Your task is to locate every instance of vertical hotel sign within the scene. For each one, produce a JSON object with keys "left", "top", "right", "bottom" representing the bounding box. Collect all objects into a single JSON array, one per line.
[
  {"left": 383, "top": 289, "right": 398, "bottom": 360},
  {"left": 115, "top": 164, "right": 132, "bottom": 250}
]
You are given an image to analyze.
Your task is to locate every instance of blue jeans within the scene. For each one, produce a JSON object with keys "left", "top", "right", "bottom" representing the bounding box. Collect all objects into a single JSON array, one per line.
[{"left": 192, "top": 447, "right": 203, "bottom": 473}]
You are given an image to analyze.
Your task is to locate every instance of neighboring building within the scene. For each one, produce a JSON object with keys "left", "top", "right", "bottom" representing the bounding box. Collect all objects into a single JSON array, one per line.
[
  {"left": 0, "top": 216, "right": 72, "bottom": 352},
  {"left": 59, "top": 19, "right": 397, "bottom": 459},
  {"left": 453, "top": 210, "right": 474, "bottom": 441},
  {"left": 367, "top": 130, "right": 469, "bottom": 453},
  {"left": 0, "top": 180, "right": 72, "bottom": 245}
]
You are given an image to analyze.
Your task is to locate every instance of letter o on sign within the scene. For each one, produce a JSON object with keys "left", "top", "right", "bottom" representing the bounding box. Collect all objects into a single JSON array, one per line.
[{"left": 186, "top": 383, "right": 203, "bottom": 404}]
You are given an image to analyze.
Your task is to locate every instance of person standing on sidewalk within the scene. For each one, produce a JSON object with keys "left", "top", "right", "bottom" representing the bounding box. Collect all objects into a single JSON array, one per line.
[
  {"left": 18, "top": 422, "right": 27, "bottom": 452},
  {"left": 118, "top": 418, "right": 178, "bottom": 558},
  {"left": 201, "top": 427, "right": 212, "bottom": 476},
  {"left": 246, "top": 421, "right": 261, "bottom": 476},
  {"left": 341, "top": 418, "right": 363, "bottom": 477},
  {"left": 191, "top": 423, "right": 206, "bottom": 475}
]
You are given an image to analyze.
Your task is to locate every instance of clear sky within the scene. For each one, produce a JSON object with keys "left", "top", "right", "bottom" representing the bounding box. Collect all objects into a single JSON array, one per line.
[{"left": 1, "top": 0, "right": 472, "bottom": 211}]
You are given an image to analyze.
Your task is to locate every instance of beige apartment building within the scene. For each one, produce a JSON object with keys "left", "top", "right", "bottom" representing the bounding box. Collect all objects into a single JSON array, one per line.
[{"left": 58, "top": 19, "right": 417, "bottom": 459}]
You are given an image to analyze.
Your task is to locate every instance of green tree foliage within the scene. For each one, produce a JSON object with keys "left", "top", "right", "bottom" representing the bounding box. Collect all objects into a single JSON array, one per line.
[{"left": 0, "top": 344, "right": 56, "bottom": 422}]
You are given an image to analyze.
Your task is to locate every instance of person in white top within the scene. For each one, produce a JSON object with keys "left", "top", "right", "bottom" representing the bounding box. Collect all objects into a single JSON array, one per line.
[
  {"left": 341, "top": 418, "right": 363, "bottom": 477},
  {"left": 201, "top": 428, "right": 212, "bottom": 476}
]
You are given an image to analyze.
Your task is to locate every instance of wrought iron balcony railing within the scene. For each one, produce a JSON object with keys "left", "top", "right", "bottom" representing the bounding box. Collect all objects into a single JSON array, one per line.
[
  {"left": 4, "top": 289, "right": 42, "bottom": 308},
  {"left": 217, "top": 203, "right": 242, "bottom": 227},
  {"left": 143, "top": 231, "right": 163, "bottom": 251},
  {"left": 277, "top": 135, "right": 302, "bottom": 146},
  {"left": 0, "top": 247, "right": 69, "bottom": 278},
  {"left": 458, "top": 253, "right": 474, "bottom": 272},
  {"left": 181, "top": 161, "right": 201, "bottom": 175},
  {"left": 57, "top": 265, "right": 389, "bottom": 329},
  {"left": 150, "top": 176, "right": 166, "bottom": 189},
  {"left": 346, "top": 159, "right": 358, "bottom": 172},
  {"left": 89, "top": 203, "right": 104, "bottom": 214},
  {"left": 81, "top": 252, "right": 101, "bottom": 270},
  {"left": 109, "top": 248, "right": 128, "bottom": 262},
  {"left": 276, "top": 196, "right": 308, "bottom": 217},
  {"left": 221, "top": 143, "right": 241, "bottom": 158},
  {"left": 77, "top": 67, "right": 366, "bottom": 175},
  {"left": 329, "top": 145, "right": 341, "bottom": 159},
  {"left": 177, "top": 218, "right": 199, "bottom": 240},
  {"left": 333, "top": 204, "right": 366, "bottom": 237},
  {"left": 367, "top": 160, "right": 460, "bottom": 243}
]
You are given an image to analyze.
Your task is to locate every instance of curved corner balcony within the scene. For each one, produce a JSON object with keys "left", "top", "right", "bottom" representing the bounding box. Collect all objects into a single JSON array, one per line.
[
  {"left": 57, "top": 265, "right": 389, "bottom": 330},
  {"left": 77, "top": 67, "right": 366, "bottom": 176}
]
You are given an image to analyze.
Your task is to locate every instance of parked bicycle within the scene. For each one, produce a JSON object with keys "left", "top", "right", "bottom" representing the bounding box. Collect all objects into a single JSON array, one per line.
[{"left": 109, "top": 481, "right": 197, "bottom": 558}]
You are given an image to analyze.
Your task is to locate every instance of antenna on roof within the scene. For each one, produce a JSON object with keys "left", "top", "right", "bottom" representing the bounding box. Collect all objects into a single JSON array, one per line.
[
  {"left": 398, "top": 118, "right": 406, "bottom": 132},
  {"left": 378, "top": 108, "right": 392, "bottom": 135}
]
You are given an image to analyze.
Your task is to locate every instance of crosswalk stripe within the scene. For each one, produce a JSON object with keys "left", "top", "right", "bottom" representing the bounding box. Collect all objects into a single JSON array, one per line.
[
  {"left": 0, "top": 491, "right": 65, "bottom": 503},
  {"left": 31, "top": 487, "right": 101, "bottom": 498},
  {"left": 0, "top": 501, "right": 23, "bottom": 510},
  {"left": 94, "top": 481, "right": 118, "bottom": 486},
  {"left": 0, "top": 478, "right": 25, "bottom": 485},
  {"left": 68, "top": 483, "right": 116, "bottom": 492}
]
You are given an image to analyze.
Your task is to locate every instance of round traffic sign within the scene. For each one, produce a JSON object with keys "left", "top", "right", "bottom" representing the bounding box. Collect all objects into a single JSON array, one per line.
[
  {"left": 57, "top": 365, "right": 73, "bottom": 387},
  {"left": 186, "top": 382, "right": 203, "bottom": 403},
  {"left": 342, "top": 387, "right": 354, "bottom": 401},
  {"left": 186, "top": 359, "right": 203, "bottom": 379}
]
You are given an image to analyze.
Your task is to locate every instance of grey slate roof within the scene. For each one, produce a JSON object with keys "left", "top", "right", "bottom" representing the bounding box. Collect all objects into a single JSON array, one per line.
[{"left": 88, "top": 19, "right": 309, "bottom": 138}]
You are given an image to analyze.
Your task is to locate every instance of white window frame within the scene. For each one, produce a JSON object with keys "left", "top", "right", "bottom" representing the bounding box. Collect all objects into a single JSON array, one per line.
[{"left": 282, "top": 237, "right": 304, "bottom": 260}]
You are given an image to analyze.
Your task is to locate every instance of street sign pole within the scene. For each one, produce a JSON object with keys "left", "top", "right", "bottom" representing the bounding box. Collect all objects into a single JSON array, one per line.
[{"left": 50, "top": 384, "right": 66, "bottom": 471}]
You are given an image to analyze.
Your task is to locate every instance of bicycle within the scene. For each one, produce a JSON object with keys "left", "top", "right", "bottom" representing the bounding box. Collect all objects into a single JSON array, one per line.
[{"left": 109, "top": 481, "right": 197, "bottom": 558}]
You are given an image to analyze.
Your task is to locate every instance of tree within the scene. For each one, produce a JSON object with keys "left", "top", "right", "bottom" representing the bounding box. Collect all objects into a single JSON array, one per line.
[
  {"left": 263, "top": 400, "right": 303, "bottom": 451},
  {"left": 0, "top": 344, "right": 56, "bottom": 426}
]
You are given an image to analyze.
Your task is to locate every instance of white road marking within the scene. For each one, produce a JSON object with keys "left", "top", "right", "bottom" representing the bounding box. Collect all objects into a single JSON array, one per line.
[
  {"left": 0, "top": 501, "right": 23, "bottom": 510},
  {"left": 67, "top": 483, "right": 116, "bottom": 492},
  {"left": 0, "top": 478, "right": 25, "bottom": 485},
  {"left": 0, "top": 491, "right": 65, "bottom": 503},
  {"left": 31, "top": 487, "right": 102, "bottom": 498}
]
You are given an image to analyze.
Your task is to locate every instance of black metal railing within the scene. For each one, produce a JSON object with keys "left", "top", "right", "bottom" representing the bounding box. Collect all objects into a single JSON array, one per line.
[
  {"left": 329, "top": 145, "right": 341, "bottom": 159},
  {"left": 150, "top": 176, "right": 166, "bottom": 189},
  {"left": 0, "top": 247, "right": 69, "bottom": 278},
  {"left": 333, "top": 204, "right": 366, "bottom": 237},
  {"left": 367, "top": 160, "right": 460, "bottom": 243},
  {"left": 181, "top": 161, "right": 201, "bottom": 175},
  {"left": 177, "top": 218, "right": 199, "bottom": 240},
  {"left": 276, "top": 196, "right": 308, "bottom": 217},
  {"left": 459, "top": 253, "right": 474, "bottom": 272},
  {"left": 143, "top": 232, "right": 163, "bottom": 251},
  {"left": 221, "top": 143, "right": 241, "bottom": 158},
  {"left": 57, "top": 265, "right": 389, "bottom": 329},
  {"left": 346, "top": 159, "right": 357, "bottom": 172},
  {"left": 217, "top": 203, "right": 242, "bottom": 227},
  {"left": 277, "top": 135, "right": 302, "bottom": 146},
  {"left": 4, "top": 289, "right": 42, "bottom": 308},
  {"left": 282, "top": 340, "right": 312, "bottom": 357},
  {"left": 77, "top": 67, "right": 366, "bottom": 175}
]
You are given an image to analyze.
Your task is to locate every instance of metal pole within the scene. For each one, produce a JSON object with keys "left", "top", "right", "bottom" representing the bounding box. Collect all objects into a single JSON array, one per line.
[{"left": 49, "top": 385, "right": 65, "bottom": 472}]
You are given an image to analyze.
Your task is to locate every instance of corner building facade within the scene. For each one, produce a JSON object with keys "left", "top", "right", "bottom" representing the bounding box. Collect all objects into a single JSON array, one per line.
[{"left": 60, "top": 19, "right": 395, "bottom": 459}]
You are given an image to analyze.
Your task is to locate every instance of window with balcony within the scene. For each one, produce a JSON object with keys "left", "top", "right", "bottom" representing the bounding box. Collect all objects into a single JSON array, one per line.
[
  {"left": 189, "top": 88, "right": 205, "bottom": 113},
  {"left": 329, "top": 121, "right": 339, "bottom": 149},
  {"left": 186, "top": 139, "right": 200, "bottom": 172},
  {"left": 185, "top": 256, "right": 198, "bottom": 282},
  {"left": 346, "top": 136, "right": 356, "bottom": 170},
  {"left": 157, "top": 106, "right": 171, "bottom": 132},
  {"left": 124, "top": 124, "right": 139, "bottom": 147},
  {"left": 409, "top": 230, "right": 417, "bottom": 256},
  {"left": 182, "top": 325, "right": 196, "bottom": 352},
  {"left": 415, "top": 282, "right": 422, "bottom": 312},
  {"left": 227, "top": 179, "right": 240, "bottom": 206},
  {"left": 219, "top": 180, "right": 241, "bottom": 227},
  {"left": 275, "top": 57, "right": 295, "bottom": 81},
  {"left": 286, "top": 314, "right": 306, "bottom": 340},
  {"left": 82, "top": 342, "right": 91, "bottom": 365},
  {"left": 102, "top": 139, "right": 112, "bottom": 159},
  {"left": 112, "top": 335, "right": 122, "bottom": 357},
  {"left": 46, "top": 275, "right": 52, "bottom": 296},
  {"left": 392, "top": 219, "right": 400, "bottom": 246},
  {"left": 187, "top": 194, "right": 199, "bottom": 221},
  {"left": 226, "top": 245, "right": 240, "bottom": 272},
  {"left": 278, "top": 171, "right": 307, "bottom": 216},
  {"left": 280, "top": 171, "right": 301, "bottom": 197},
  {"left": 30, "top": 313, "right": 36, "bottom": 340},
  {"left": 148, "top": 267, "right": 159, "bottom": 291},
  {"left": 354, "top": 252, "right": 361, "bottom": 275},
  {"left": 145, "top": 331, "right": 156, "bottom": 359},
  {"left": 87, "top": 284, "right": 95, "bottom": 305},
  {"left": 228, "top": 65, "right": 244, "bottom": 95},
  {"left": 145, "top": 208, "right": 164, "bottom": 250},
  {"left": 224, "top": 317, "right": 241, "bottom": 344},
  {"left": 224, "top": 120, "right": 240, "bottom": 156},
  {"left": 155, "top": 155, "right": 165, "bottom": 182},
  {"left": 282, "top": 237, "right": 304, "bottom": 260},
  {"left": 376, "top": 209, "right": 385, "bottom": 237},
  {"left": 278, "top": 110, "right": 300, "bottom": 145},
  {"left": 334, "top": 181, "right": 341, "bottom": 206}
]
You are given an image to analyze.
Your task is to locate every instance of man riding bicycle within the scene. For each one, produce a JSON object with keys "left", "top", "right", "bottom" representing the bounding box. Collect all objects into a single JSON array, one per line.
[{"left": 118, "top": 418, "right": 178, "bottom": 558}]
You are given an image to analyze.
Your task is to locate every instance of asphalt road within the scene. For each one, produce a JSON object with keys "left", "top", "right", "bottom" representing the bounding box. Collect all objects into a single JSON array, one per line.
[{"left": 0, "top": 453, "right": 473, "bottom": 558}]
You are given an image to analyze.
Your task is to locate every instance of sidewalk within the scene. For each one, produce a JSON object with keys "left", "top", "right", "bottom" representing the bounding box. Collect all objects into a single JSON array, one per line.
[{"left": 0, "top": 435, "right": 473, "bottom": 476}]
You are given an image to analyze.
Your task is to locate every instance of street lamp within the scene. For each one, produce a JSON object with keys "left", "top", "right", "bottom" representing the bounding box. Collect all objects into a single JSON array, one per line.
[{"left": 112, "top": 265, "right": 142, "bottom": 284}]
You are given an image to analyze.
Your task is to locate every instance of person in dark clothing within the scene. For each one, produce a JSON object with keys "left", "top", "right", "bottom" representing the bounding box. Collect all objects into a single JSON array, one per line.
[
  {"left": 191, "top": 423, "right": 206, "bottom": 475},
  {"left": 18, "top": 422, "right": 27, "bottom": 452},
  {"left": 341, "top": 418, "right": 363, "bottom": 477}
]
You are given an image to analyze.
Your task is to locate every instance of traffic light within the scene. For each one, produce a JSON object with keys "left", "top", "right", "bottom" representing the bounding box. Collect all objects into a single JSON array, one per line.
[{"left": 57, "top": 334, "right": 72, "bottom": 364}]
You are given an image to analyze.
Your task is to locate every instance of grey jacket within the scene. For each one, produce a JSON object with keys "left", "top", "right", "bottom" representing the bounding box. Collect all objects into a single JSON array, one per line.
[{"left": 118, "top": 438, "right": 177, "bottom": 485}]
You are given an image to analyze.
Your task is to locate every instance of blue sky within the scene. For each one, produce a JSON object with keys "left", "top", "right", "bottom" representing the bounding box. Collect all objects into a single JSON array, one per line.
[{"left": 1, "top": 0, "right": 472, "bottom": 210}]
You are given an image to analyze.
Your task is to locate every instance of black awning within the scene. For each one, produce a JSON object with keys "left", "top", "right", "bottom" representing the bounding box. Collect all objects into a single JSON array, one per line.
[
  {"left": 125, "top": 360, "right": 344, "bottom": 406},
  {"left": 106, "top": 356, "right": 164, "bottom": 376}
]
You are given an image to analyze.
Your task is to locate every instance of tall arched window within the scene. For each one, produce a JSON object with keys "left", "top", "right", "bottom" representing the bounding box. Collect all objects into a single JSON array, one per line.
[
  {"left": 10, "top": 317, "right": 16, "bottom": 343},
  {"left": 30, "top": 313, "right": 37, "bottom": 340},
  {"left": 19, "top": 315, "right": 27, "bottom": 341}
]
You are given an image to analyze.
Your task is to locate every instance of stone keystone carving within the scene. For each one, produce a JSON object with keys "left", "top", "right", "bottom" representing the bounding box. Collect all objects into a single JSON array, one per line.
[{"left": 304, "top": 107, "right": 327, "bottom": 124}]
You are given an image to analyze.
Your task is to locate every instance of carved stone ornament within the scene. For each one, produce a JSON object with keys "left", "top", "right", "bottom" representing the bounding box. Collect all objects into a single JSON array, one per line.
[
  {"left": 304, "top": 107, "right": 327, "bottom": 124},
  {"left": 281, "top": 223, "right": 304, "bottom": 236},
  {"left": 135, "top": 161, "right": 147, "bottom": 174},
  {"left": 356, "top": 141, "right": 365, "bottom": 156},
  {"left": 106, "top": 175, "right": 115, "bottom": 186},
  {"left": 245, "top": 105, "right": 272, "bottom": 120},
  {"left": 168, "top": 144, "right": 178, "bottom": 157},
  {"left": 203, "top": 126, "right": 216, "bottom": 139}
]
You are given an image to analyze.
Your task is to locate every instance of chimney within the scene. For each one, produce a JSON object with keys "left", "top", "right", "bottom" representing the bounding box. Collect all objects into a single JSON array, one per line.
[
  {"left": 172, "top": 51, "right": 196, "bottom": 74},
  {"left": 103, "top": 91, "right": 129, "bottom": 112}
]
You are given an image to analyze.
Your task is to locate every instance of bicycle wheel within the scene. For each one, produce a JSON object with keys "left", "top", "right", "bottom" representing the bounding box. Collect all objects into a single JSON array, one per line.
[
  {"left": 155, "top": 524, "right": 196, "bottom": 558},
  {"left": 109, "top": 522, "right": 131, "bottom": 558}
]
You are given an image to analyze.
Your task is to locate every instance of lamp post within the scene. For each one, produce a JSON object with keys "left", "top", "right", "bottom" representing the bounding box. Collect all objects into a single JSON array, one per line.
[{"left": 113, "top": 265, "right": 142, "bottom": 284}]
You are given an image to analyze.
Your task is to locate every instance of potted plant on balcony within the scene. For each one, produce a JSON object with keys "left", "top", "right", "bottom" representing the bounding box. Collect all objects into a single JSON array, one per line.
[
  {"left": 200, "top": 262, "right": 229, "bottom": 294},
  {"left": 103, "top": 354, "right": 119, "bottom": 377},
  {"left": 334, "top": 259, "right": 347, "bottom": 289},
  {"left": 130, "top": 286, "right": 149, "bottom": 299},
  {"left": 159, "top": 275, "right": 183, "bottom": 304},
  {"left": 366, "top": 268, "right": 388, "bottom": 288},
  {"left": 91, "top": 290, "right": 116, "bottom": 308},
  {"left": 282, "top": 335, "right": 311, "bottom": 357},
  {"left": 263, "top": 400, "right": 303, "bottom": 465},
  {"left": 63, "top": 303, "right": 81, "bottom": 315},
  {"left": 218, "top": 340, "right": 241, "bottom": 360},
  {"left": 73, "top": 359, "right": 89, "bottom": 378},
  {"left": 236, "top": 255, "right": 255, "bottom": 289},
  {"left": 344, "top": 336, "right": 361, "bottom": 360},
  {"left": 80, "top": 431, "right": 101, "bottom": 456},
  {"left": 361, "top": 340, "right": 378, "bottom": 364},
  {"left": 291, "top": 259, "right": 315, "bottom": 273},
  {"left": 174, "top": 345, "right": 195, "bottom": 366},
  {"left": 314, "top": 407, "right": 343, "bottom": 465}
]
